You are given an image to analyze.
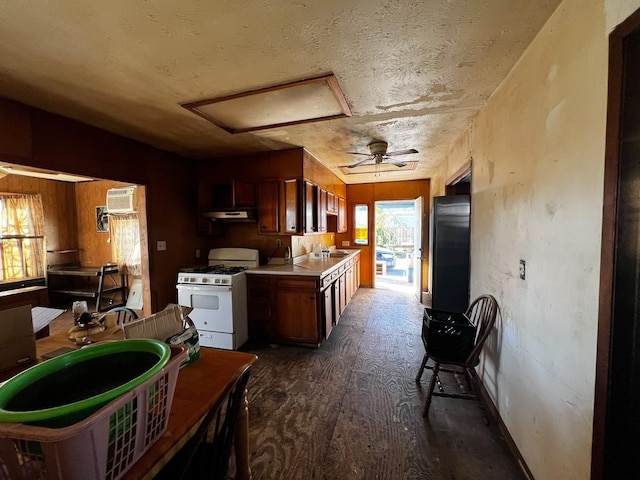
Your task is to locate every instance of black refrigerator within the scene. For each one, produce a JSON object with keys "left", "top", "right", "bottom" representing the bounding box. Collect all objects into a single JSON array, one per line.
[{"left": 430, "top": 195, "right": 471, "bottom": 313}]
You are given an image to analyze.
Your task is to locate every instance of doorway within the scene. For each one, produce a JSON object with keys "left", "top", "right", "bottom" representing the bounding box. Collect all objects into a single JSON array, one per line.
[
  {"left": 374, "top": 200, "right": 420, "bottom": 296},
  {"left": 593, "top": 8, "right": 640, "bottom": 478}
]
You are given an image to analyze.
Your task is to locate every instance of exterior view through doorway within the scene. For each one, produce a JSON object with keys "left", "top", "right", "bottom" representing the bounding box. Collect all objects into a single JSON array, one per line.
[{"left": 374, "top": 199, "right": 422, "bottom": 299}]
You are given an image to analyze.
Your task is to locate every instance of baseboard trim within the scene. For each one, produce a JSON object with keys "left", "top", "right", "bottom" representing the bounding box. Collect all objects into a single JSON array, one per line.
[{"left": 477, "top": 379, "right": 536, "bottom": 480}]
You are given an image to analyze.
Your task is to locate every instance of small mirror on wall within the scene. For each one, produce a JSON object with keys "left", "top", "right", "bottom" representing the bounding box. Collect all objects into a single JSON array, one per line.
[{"left": 96, "top": 206, "right": 109, "bottom": 233}]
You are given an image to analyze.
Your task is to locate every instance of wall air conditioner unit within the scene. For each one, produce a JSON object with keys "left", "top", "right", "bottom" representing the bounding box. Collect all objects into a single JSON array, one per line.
[{"left": 106, "top": 186, "right": 137, "bottom": 214}]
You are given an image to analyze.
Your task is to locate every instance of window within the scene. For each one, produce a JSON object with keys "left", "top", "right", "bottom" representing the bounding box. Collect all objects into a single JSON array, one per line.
[
  {"left": 0, "top": 194, "right": 45, "bottom": 285},
  {"left": 109, "top": 213, "right": 142, "bottom": 276},
  {"left": 354, "top": 204, "right": 369, "bottom": 245}
]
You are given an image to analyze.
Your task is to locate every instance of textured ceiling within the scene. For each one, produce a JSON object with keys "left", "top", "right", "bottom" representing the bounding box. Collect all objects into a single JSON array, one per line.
[{"left": 0, "top": 0, "right": 561, "bottom": 184}]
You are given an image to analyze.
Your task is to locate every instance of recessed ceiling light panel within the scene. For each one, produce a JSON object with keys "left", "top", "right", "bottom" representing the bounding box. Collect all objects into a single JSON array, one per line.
[{"left": 182, "top": 74, "right": 351, "bottom": 134}]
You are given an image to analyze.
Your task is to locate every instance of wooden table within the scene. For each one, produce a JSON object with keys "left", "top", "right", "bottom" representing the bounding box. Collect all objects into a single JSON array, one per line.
[{"left": 35, "top": 331, "right": 258, "bottom": 480}]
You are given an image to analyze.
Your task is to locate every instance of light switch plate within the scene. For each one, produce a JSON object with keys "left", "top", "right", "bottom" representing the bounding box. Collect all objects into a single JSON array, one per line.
[{"left": 157, "top": 240, "right": 167, "bottom": 251}]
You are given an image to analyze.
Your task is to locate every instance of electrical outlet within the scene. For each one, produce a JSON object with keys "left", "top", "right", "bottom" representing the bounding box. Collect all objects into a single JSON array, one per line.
[
  {"left": 276, "top": 239, "right": 281, "bottom": 247},
  {"left": 157, "top": 240, "right": 167, "bottom": 251},
  {"left": 195, "top": 249, "right": 200, "bottom": 258}
]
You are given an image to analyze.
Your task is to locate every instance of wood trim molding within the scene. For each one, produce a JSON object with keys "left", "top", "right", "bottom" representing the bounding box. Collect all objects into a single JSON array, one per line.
[
  {"left": 591, "top": 9, "right": 640, "bottom": 478},
  {"left": 446, "top": 162, "right": 471, "bottom": 186},
  {"left": 476, "top": 376, "right": 534, "bottom": 480}
]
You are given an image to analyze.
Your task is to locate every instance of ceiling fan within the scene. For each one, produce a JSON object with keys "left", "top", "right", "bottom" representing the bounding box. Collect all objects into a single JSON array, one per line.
[{"left": 346, "top": 141, "right": 418, "bottom": 169}]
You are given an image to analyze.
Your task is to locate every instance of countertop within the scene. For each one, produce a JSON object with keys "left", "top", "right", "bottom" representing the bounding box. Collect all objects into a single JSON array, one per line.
[{"left": 245, "top": 249, "right": 360, "bottom": 278}]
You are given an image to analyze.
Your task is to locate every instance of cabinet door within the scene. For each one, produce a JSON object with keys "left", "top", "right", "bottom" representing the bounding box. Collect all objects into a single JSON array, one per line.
[
  {"left": 327, "top": 192, "right": 337, "bottom": 214},
  {"left": 247, "top": 278, "right": 276, "bottom": 338},
  {"left": 323, "top": 287, "right": 334, "bottom": 339},
  {"left": 284, "top": 178, "right": 299, "bottom": 233},
  {"left": 317, "top": 187, "right": 327, "bottom": 233},
  {"left": 212, "top": 180, "right": 255, "bottom": 208},
  {"left": 276, "top": 289, "right": 319, "bottom": 343},
  {"left": 333, "top": 280, "right": 341, "bottom": 324},
  {"left": 304, "top": 181, "right": 316, "bottom": 233},
  {"left": 338, "top": 273, "right": 347, "bottom": 315},
  {"left": 258, "top": 180, "right": 280, "bottom": 234},
  {"left": 338, "top": 197, "right": 347, "bottom": 233}
]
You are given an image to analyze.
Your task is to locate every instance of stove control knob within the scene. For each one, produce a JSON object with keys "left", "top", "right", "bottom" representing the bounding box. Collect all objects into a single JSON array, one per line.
[{"left": 202, "top": 277, "right": 210, "bottom": 283}]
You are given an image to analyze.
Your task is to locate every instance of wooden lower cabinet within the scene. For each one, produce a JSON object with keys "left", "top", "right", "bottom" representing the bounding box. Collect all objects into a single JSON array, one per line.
[
  {"left": 247, "top": 276, "right": 276, "bottom": 338},
  {"left": 323, "top": 285, "right": 334, "bottom": 339},
  {"left": 246, "top": 252, "right": 360, "bottom": 347},
  {"left": 276, "top": 288, "right": 320, "bottom": 343},
  {"left": 247, "top": 274, "right": 322, "bottom": 346}
]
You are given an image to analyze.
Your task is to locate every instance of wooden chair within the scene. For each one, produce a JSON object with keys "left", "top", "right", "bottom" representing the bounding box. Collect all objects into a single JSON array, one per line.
[
  {"left": 416, "top": 294, "right": 498, "bottom": 422},
  {"left": 97, "top": 306, "right": 138, "bottom": 327},
  {"left": 154, "top": 364, "right": 252, "bottom": 480}
]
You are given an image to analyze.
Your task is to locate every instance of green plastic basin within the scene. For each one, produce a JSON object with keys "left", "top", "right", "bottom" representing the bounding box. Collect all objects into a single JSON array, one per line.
[{"left": 0, "top": 339, "right": 171, "bottom": 428}]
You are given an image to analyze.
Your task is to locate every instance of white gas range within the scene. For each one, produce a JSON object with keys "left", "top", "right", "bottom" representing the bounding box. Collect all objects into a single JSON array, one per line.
[{"left": 176, "top": 248, "right": 259, "bottom": 350}]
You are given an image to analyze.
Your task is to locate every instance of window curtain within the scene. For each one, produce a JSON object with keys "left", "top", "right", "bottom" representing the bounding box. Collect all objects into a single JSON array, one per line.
[
  {"left": 109, "top": 213, "right": 142, "bottom": 276},
  {"left": 0, "top": 193, "right": 45, "bottom": 281}
]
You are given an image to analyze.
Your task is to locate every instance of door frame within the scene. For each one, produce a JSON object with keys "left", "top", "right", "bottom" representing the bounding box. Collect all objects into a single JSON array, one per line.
[{"left": 592, "top": 7, "right": 640, "bottom": 478}]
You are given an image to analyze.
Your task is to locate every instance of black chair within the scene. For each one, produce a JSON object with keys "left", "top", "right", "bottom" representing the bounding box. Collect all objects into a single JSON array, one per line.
[
  {"left": 154, "top": 364, "right": 252, "bottom": 480},
  {"left": 97, "top": 306, "right": 138, "bottom": 326},
  {"left": 416, "top": 294, "right": 498, "bottom": 421}
]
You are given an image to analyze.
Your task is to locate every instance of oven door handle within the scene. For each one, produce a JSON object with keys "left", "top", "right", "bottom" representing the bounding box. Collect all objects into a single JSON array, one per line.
[{"left": 176, "top": 284, "right": 233, "bottom": 292}]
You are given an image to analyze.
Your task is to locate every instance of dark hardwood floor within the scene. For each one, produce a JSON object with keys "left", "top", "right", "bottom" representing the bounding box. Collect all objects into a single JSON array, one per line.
[{"left": 238, "top": 287, "right": 525, "bottom": 480}]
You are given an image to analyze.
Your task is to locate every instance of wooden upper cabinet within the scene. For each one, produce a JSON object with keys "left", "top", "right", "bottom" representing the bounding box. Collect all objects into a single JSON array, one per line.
[
  {"left": 212, "top": 179, "right": 255, "bottom": 208},
  {"left": 258, "top": 180, "right": 280, "bottom": 234},
  {"left": 234, "top": 180, "right": 255, "bottom": 207},
  {"left": 338, "top": 197, "right": 347, "bottom": 233},
  {"left": 0, "top": 99, "right": 32, "bottom": 160},
  {"left": 304, "top": 181, "right": 316, "bottom": 233},
  {"left": 284, "top": 178, "right": 299, "bottom": 233},
  {"left": 317, "top": 187, "right": 327, "bottom": 233},
  {"left": 327, "top": 192, "right": 337, "bottom": 215}
]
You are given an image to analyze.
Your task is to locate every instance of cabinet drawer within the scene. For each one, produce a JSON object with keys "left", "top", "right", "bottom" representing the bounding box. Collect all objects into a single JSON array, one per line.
[{"left": 276, "top": 277, "right": 319, "bottom": 289}]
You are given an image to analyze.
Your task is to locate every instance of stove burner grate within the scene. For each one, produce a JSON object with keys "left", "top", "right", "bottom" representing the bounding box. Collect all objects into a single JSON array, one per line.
[{"left": 181, "top": 264, "right": 248, "bottom": 275}]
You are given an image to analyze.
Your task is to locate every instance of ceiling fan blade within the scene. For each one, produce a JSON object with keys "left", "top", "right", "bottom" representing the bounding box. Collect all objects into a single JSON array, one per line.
[
  {"left": 346, "top": 151, "right": 372, "bottom": 156},
  {"left": 384, "top": 158, "right": 407, "bottom": 168},
  {"left": 385, "top": 148, "right": 419, "bottom": 156},
  {"left": 347, "top": 156, "right": 375, "bottom": 168}
]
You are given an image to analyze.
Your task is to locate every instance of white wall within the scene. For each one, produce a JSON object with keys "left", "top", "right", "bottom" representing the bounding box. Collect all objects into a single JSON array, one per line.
[{"left": 439, "top": 0, "right": 640, "bottom": 478}]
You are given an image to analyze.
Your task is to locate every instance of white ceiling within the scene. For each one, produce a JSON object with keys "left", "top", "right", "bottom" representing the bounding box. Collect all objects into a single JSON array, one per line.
[{"left": 0, "top": 1, "right": 561, "bottom": 184}]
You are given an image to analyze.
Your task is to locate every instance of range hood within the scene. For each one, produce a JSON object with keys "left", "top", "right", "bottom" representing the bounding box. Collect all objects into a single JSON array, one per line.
[{"left": 203, "top": 210, "right": 256, "bottom": 222}]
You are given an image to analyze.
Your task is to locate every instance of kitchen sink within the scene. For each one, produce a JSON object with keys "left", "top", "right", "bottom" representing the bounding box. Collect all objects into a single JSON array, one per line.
[{"left": 330, "top": 252, "right": 350, "bottom": 258}]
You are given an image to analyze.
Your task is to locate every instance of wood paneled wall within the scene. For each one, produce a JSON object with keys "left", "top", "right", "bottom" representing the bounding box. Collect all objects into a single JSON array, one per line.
[
  {"left": 74, "top": 180, "right": 130, "bottom": 267},
  {"left": 0, "top": 174, "right": 77, "bottom": 266},
  {"left": 0, "top": 97, "right": 201, "bottom": 313},
  {"left": 343, "top": 180, "right": 430, "bottom": 289}
]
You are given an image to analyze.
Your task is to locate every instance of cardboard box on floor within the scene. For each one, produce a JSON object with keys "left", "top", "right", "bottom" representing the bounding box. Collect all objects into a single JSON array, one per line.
[
  {"left": 0, "top": 305, "right": 37, "bottom": 373},
  {"left": 122, "top": 304, "right": 200, "bottom": 364}
]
